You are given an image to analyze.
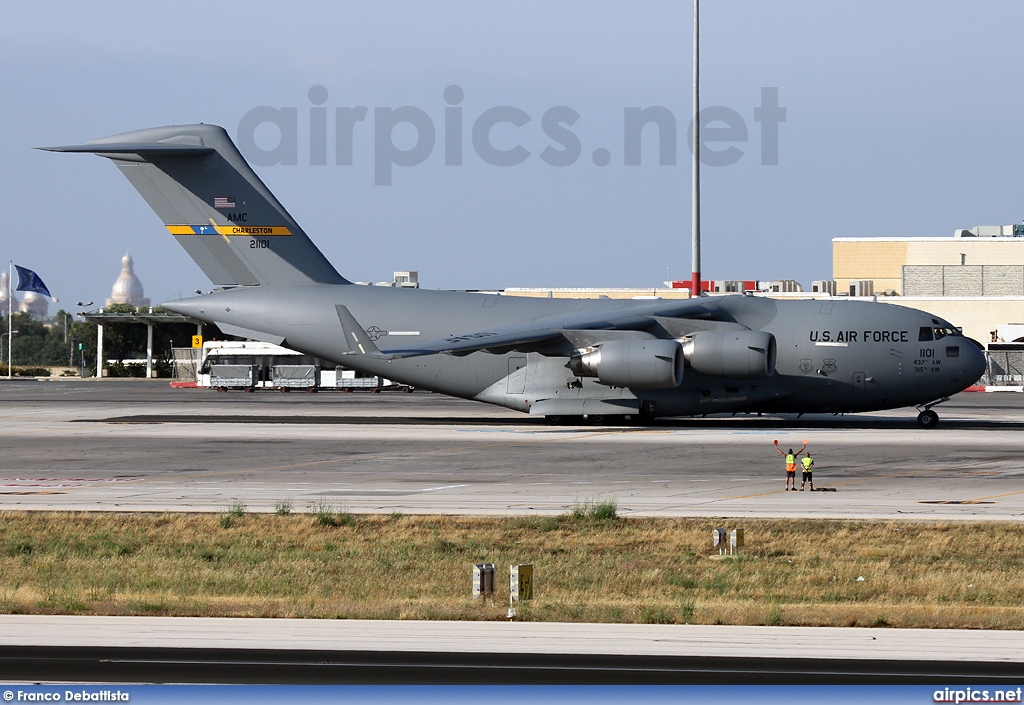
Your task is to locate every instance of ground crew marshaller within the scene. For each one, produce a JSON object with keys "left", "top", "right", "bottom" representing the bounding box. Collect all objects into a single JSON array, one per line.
[
  {"left": 800, "top": 453, "right": 814, "bottom": 491},
  {"left": 774, "top": 439, "right": 806, "bottom": 491}
]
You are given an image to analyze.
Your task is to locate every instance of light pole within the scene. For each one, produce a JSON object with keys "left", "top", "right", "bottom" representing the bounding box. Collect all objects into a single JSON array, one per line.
[
  {"left": 690, "top": 0, "right": 701, "bottom": 297},
  {"left": 73, "top": 303, "right": 93, "bottom": 372}
]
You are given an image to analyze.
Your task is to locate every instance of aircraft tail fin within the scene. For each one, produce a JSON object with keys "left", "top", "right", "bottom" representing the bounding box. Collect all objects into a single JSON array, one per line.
[{"left": 42, "top": 124, "right": 348, "bottom": 288}]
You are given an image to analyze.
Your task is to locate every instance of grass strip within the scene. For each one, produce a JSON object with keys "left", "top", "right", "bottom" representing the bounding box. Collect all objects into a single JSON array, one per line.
[{"left": 1, "top": 511, "right": 1022, "bottom": 628}]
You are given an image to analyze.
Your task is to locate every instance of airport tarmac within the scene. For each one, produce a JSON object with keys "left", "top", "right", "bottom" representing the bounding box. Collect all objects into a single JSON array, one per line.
[
  {"left": 3, "top": 380, "right": 1024, "bottom": 683},
  {"left": 1, "top": 380, "right": 1023, "bottom": 520}
]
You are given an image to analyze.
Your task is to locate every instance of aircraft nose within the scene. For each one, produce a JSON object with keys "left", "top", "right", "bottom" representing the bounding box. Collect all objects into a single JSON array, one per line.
[{"left": 963, "top": 338, "right": 987, "bottom": 387}]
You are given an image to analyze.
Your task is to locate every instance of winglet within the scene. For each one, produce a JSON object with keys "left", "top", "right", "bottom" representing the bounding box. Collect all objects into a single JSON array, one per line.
[{"left": 335, "top": 305, "right": 384, "bottom": 357}]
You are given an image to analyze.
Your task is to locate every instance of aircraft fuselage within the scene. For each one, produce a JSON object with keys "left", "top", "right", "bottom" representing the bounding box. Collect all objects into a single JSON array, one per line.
[{"left": 166, "top": 283, "right": 986, "bottom": 419}]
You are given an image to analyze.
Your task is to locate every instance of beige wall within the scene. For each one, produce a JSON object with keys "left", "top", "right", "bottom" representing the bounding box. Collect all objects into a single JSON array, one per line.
[
  {"left": 905, "top": 239, "right": 1024, "bottom": 266},
  {"left": 833, "top": 240, "right": 907, "bottom": 279},
  {"left": 833, "top": 237, "right": 1024, "bottom": 295},
  {"left": 833, "top": 240, "right": 907, "bottom": 294}
]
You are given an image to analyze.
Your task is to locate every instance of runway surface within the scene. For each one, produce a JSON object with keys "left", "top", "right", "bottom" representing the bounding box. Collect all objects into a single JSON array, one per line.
[
  {"left": 1, "top": 379, "right": 1023, "bottom": 519},
  {"left": 0, "top": 616, "right": 1022, "bottom": 684}
]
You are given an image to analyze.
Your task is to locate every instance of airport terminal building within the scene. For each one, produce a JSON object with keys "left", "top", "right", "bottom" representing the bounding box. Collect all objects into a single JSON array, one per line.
[{"left": 832, "top": 225, "right": 1024, "bottom": 346}]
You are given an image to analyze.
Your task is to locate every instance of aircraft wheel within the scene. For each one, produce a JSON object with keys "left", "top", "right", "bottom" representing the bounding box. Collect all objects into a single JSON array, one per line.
[
  {"left": 628, "top": 411, "right": 658, "bottom": 426},
  {"left": 917, "top": 409, "right": 939, "bottom": 429},
  {"left": 587, "top": 414, "right": 607, "bottom": 425},
  {"left": 546, "top": 415, "right": 584, "bottom": 426}
]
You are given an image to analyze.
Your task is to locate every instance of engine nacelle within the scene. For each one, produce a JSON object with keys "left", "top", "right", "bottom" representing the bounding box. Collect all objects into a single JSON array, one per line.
[
  {"left": 681, "top": 330, "right": 777, "bottom": 378},
  {"left": 570, "top": 339, "right": 684, "bottom": 389}
]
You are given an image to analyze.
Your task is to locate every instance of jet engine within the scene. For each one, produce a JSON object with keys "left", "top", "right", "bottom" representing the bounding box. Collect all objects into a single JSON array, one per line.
[
  {"left": 681, "top": 330, "right": 777, "bottom": 378},
  {"left": 570, "top": 339, "right": 684, "bottom": 389}
]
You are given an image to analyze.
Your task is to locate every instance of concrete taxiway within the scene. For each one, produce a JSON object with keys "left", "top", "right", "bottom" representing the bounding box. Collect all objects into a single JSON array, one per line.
[{"left": 1, "top": 380, "right": 1022, "bottom": 519}]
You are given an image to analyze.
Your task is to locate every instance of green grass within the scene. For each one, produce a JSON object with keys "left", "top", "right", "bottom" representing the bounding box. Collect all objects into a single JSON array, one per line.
[
  {"left": 307, "top": 499, "right": 354, "bottom": 527},
  {"left": 0, "top": 513, "right": 1023, "bottom": 628},
  {"left": 569, "top": 498, "right": 618, "bottom": 521}
]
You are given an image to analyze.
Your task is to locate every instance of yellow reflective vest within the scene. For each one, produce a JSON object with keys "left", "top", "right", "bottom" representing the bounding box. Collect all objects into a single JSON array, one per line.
[{"left": 801, "top": 456, "right": 814, "bottom": 471}]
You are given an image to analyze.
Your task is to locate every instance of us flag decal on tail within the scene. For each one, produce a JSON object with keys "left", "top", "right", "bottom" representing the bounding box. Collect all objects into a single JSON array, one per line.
[{"left": 214, "top": 196, "right": 235, "bottom": 209}]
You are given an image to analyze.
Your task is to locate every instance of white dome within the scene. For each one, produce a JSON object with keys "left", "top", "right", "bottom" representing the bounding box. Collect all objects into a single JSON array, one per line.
[
  {"left": 106, "top": 252, "right": 150, "bottom": 308},
  {"left": 0, "top": 272, "right": 18, "bottom": 311},
  {"left": 19, "top": 290, "right": 48, "bottom": 319}
]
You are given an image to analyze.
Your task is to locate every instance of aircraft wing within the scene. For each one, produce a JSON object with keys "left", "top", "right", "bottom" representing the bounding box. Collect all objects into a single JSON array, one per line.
[{"left": 362, "top": 298, "right": 728, "bottom": 359}]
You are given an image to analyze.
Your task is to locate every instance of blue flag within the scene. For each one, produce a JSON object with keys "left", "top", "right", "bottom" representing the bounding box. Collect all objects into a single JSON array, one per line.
[{"left": 14, "top": 265, "right": 51, "bottom": 298}]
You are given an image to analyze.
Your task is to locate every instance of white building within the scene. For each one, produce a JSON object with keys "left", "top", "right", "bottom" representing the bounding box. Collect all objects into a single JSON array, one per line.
[
  {"left": 0, "top": 271, "right": 19, "bottom": 314},
  {"left": 105, "top": 252, "right": 150, "bottom": 308}
]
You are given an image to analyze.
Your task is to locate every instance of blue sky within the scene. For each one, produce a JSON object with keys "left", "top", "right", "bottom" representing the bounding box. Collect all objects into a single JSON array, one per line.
[{"left": 4, "top": 1, "right": 1024, "bottom": 304}]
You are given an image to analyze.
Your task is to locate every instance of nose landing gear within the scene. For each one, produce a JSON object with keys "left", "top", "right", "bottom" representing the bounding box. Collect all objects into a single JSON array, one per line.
[
  {"left": 917, "top": 409, "right": 939, "bottom": 429},
  {"left": 915, "top": 396, "right": 950, "bottom": 429}
]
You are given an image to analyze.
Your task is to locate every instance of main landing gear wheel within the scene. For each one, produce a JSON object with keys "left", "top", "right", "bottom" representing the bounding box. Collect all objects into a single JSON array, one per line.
[{"left": 917, "top": 409, "right": 939, "bottom": 429}]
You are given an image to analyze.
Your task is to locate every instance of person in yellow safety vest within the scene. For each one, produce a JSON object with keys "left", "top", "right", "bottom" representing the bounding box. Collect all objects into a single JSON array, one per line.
[
  {"left": 800, "top": 453, "right": 814, "bottom": 491},
  {"left": 775, "top": 440, "right": 806, "bottom": 491}
]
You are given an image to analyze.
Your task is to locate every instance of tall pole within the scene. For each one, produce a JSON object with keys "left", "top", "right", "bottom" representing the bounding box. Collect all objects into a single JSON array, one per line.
[
  {"left": 690, "top": 0, "right": 701, "bottom": 297},
  {"left": 97, "top": 322, "right": 104, "bottom": 379},
  {"left": 7, "top": 261, "right": 12, "bottom": 380},
  {"left": 145, "top": 325, "right": 152, "bottom": 379}
]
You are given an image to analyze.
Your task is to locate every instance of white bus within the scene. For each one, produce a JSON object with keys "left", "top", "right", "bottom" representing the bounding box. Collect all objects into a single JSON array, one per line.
[{"left": 172, "top": 341, "right": 401, "bottom": 391}]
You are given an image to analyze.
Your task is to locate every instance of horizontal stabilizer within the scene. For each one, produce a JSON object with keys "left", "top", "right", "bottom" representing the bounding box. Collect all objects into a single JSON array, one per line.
[{"left": 40, "top": 143, "right": 214, "bottom": 156}]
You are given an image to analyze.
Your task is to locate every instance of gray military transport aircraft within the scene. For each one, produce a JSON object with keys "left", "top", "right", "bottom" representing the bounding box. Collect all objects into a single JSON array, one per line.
[{"left": 45, "top": 124, "right": 986, "bottom": 428}]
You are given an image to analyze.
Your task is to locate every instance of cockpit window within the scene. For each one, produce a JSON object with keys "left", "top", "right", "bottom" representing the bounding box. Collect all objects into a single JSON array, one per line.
[{"left": 922, "top": 323, "right": 959, "bottom": 340}]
